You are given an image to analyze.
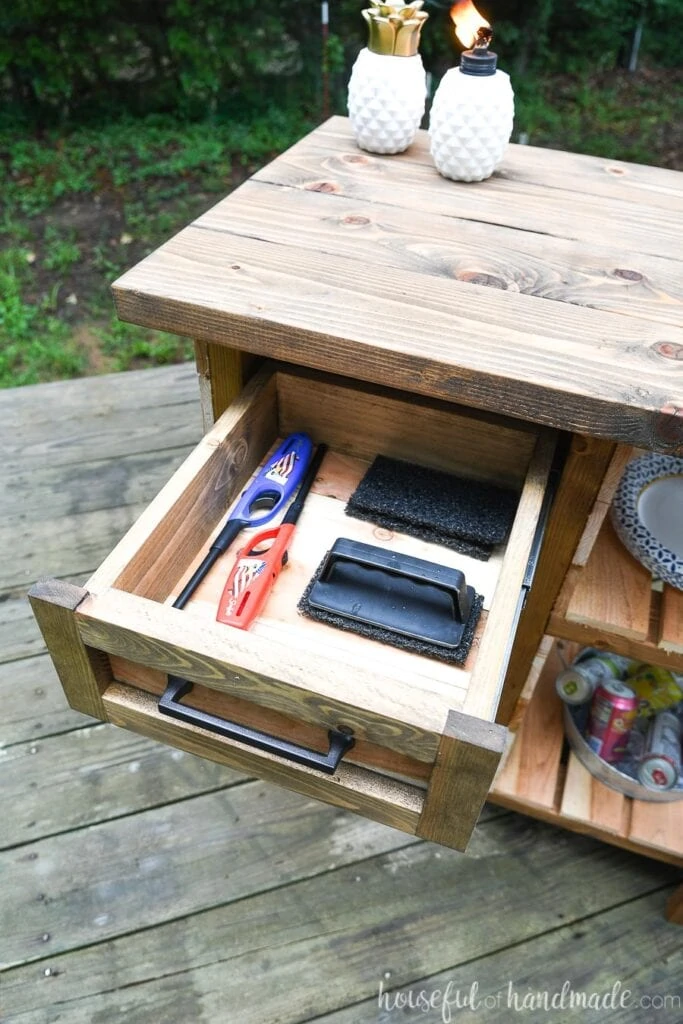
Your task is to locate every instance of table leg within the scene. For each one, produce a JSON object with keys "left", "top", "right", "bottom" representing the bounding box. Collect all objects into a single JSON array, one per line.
[{"left": 194, "top": 341, "right": 258, "bottom": 428}]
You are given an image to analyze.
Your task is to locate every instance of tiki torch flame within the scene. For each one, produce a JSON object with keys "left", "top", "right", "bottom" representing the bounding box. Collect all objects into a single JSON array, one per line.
[{"left": 450, "top": 0, "right": 491, "bottom": 50}]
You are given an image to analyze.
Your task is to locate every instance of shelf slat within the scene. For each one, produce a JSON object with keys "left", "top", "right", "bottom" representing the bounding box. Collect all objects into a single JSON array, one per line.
[
  {"left": 565, "top": 518, "right": 652, "bottom": 640},
  {"left": 549, "top": 519, "right": 683, "bottom": 674},
  {"left": 659, "top": 587, "right": 683, "bottom": 655},
  {"left": 629, "top": 800, "right": 683, "bottom": 859},
  {"left": 572, "top": 445, "right": 634, "bottom": 567},
  {"left": 494, "top": 640, "right": 567, "bottom": 812},
  {"left": 560, "top": 752, "right": 630, "bottom": 837}
]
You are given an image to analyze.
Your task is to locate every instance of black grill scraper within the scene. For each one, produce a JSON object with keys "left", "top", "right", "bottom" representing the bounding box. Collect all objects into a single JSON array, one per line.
[
  {"left": 298, "top": 538, "right": 483, "bottom": 665},
  {"left": 345, "top": 455, "right": 518, "bottom": 561}
]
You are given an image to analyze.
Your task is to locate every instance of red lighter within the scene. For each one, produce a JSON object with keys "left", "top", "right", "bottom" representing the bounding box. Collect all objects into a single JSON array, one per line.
[{"left": 216, "top": 444, "right": 327, "bottom": 629}]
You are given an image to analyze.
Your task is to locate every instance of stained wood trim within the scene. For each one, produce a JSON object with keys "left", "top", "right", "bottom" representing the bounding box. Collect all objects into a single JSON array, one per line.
[
  {"left": 112, "top": 233, "right": 683, "bottom": 453},
  {"left": 416, "top": 709, "right": 507, "bottom": 851},
  {"left": 494, "top": 639, "right": 569, "bottom": 811},
  {"left": 659, "top": 587, "right": 683, "bottom": 655},
  {"left": 103, "top": 683, "right": 424, "bottom": 836},
  {"left": 549, "top": 520, "right": 683, "bottom": 674},
  {"left": 491, "top": 787, "right": 683, "bottom": 868},
  {"left": 276, "top": 367, "right": 536, "bottom": 489},
  {"left": 497, "top": 436, "right": 616, "bottom": 726},
  {"left": 27, "top": 578, "right": 112, "bottom": 720},
  {"left": 548, "top": 607, "right": 683, "bottom": 675},
  {"left": 110, "top": 655, "right": 431, "bottom": 783},
  {"left": 464, "top": 429, "right": 556, "bottom": 721}
]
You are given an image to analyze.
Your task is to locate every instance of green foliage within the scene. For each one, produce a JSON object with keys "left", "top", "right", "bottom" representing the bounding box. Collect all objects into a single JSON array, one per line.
[
  {"left": 1, "top": 2, "right": 680, "bottom": 388},
  {"left": 0, "top": 246, "right": 85, "bottom": 387},
  {"left": 0, "top": 106, "right": 312, "bottom": 386},
  {"left": 42, "top": 226, "right": 80, "bottom": 271},
  {"left": 512, "top": 69, "right": 683, "bottom": 165},
  {"left": 96, "top": 318, "right": 194, "bottom": 372},
  {"left": 0, "top": 0, "right": 326, "bottom": 125},
  {"left": 2, "top": 0, "right": 681, "bottom": 126},
  {"left": 1, "top": 109, "right": 313, "bottom": 217}
]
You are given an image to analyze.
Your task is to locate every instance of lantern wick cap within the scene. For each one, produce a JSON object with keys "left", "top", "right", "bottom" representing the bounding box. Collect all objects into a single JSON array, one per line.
[{"left": 460, "top": 24, "right": 497, "bottom": 76}]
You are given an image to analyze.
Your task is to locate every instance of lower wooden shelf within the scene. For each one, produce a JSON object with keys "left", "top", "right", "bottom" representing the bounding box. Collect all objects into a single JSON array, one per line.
[{"left": 490, "top": 638, "right": 683, "bottom": 868}]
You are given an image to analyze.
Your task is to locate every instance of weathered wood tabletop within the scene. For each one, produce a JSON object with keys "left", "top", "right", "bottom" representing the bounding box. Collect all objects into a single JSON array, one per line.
[{"left": 114, "top": 115, "right": 683, "bottom": 452}]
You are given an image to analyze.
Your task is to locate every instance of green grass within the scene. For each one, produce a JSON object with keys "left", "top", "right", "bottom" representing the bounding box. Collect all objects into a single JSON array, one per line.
[
  {"left": 42, "top": 226, "right": 81, "bottom": 272},
  {"left": 0, "top": 246, "right": 86, "bottom": 386},
  {"left": 96, "top": 319, "right": 194, "bottom": 372},
  {"left": 0, "top": 107, "right": 315, "bottom": 387},
  {"left": 1, "top": 110, "right": 313, "bottom": 218},
  {"left": 513, "top": 70, "right": 682, "bottom": 165},
  {"left": 0, "top": 74, "right": 680, "bottom": 388}
]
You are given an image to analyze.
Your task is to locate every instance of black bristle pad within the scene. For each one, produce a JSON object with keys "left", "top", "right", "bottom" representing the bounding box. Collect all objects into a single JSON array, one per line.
[
  {"left": 298, "top": 556, "right": 484, "bottom": 666},
  {"left": 346, "top": 456, "right": 518, "bottom": 561}
]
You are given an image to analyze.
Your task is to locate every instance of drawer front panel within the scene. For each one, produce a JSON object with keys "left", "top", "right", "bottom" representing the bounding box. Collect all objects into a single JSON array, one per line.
[
  {"left": 76, "top": 587, "right": 447, "bottom": 764},
  {"left": 109, "top": 655, "right": 432, "bottom": 782},
  {"left": 103, "top": 683, "right": 426, "bottom": 836}
]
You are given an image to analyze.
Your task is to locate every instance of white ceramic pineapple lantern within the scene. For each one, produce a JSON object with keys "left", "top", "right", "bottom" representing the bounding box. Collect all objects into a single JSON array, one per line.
[
  {"left": 429, "top": 1, "right": 514, "bottom": 182},
  {"left": 347, "top": 1, "right": 429, "bottom": 155}
]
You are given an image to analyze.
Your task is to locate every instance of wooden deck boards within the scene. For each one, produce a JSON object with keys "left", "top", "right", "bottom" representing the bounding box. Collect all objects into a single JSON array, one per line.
[{"left": 1, "top": 366, "right": 681, "bottom": 1022}]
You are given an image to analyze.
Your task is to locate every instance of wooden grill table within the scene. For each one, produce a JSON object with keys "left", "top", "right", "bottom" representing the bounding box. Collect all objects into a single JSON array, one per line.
[{"left": 30, "top": 118, "right": 683, "bottom": 910}]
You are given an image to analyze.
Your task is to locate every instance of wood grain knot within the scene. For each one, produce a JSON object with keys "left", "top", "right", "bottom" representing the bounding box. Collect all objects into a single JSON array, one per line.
[
  {"left": 342, "top": 215, "right": 370, "bottom": 226},
  {"left": 342, "top": 153, "right": 372, "bottom": 164},
  {"left": 606, "top": 166, "right": 626, "bottom": 175},
  {"left": 651, "top": 341, "right": 683, "bottom": 361},
  {"left": 613, "top": 268, "right": 643, "bottom": 282},
  {"left": 217, "top": 437, "right": 249, "bottom": 487},
  {"left": 305, "top": 181, "right": 340, "bottom": 193},
  {"left": 457, "top": 271, "right": 507, "bottom": 289}
]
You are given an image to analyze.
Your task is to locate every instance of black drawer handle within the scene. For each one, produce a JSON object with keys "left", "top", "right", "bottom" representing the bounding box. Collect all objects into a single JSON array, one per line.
[{"left": 159, "top": 676, "right": 355, "bottom": 775}]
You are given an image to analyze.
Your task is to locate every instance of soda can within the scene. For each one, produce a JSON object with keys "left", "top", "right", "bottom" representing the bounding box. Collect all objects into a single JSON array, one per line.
[
  {"left": 637, "top": 711, "right": 682, "bottom": 791},
  {"left": 587, "top": 679, "right": 638, "bottom": 762},
  {"left": 556, "top": 651, "right": 632, "bottom": 706}
]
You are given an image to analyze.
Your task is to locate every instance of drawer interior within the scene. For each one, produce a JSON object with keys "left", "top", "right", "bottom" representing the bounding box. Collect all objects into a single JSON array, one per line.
[
  {"left": 77, "top": 363, "right": 553, "bottom": 760},
  {"left": 36, "top": 362, "right": 556, "bottom": 848}
]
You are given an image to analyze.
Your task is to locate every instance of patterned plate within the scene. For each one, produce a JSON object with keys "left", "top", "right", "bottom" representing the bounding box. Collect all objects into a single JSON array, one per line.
[{"left": 611, "top": 453, "right": 683, "bottom": 591}]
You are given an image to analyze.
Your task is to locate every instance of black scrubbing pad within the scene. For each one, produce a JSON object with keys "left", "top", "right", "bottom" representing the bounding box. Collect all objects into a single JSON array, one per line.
[
  {"left": 298, "top": 552, "right": 483, "bottom": 666},
  {"left": 346, "top": 456, "right": 518, "bottom": 562}
]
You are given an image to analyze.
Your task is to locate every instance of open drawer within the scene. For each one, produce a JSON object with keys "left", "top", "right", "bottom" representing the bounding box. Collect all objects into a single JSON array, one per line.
[{"left": 30, "top": 363, "right": 556, "bottom": 851}]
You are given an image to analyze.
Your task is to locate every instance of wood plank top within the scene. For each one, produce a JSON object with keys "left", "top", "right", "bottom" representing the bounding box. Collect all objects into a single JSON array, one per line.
[{"left": 114, "top": 116, "right": 683, "bottom": 451}]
